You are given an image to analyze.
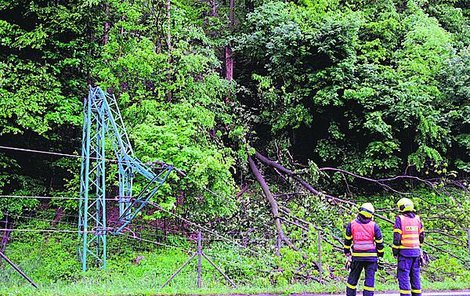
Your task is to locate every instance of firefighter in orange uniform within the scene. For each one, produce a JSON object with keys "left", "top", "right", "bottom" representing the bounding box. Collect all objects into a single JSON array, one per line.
[
  {"left": 344, "top": 203, "right": 384, "bottom": 296},
  {"left": 393, "top": 198, "right": 424, "bottom": 296}
]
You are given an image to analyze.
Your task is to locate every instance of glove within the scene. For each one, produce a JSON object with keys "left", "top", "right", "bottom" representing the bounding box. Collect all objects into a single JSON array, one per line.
[
  {"left": 378, "top": 259, "right": 384, "bottom": 271},
  {"left": 345, "top": 255, "right": 352, "bottom": 271},
  {"left": 419, "top": 250, "right": 429, "bottom": 267}
]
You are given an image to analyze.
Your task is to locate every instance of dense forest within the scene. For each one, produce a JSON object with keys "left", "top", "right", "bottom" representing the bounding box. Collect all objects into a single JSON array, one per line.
[{"left": 0, "top": 0, "right": 469, "bottom": 294}]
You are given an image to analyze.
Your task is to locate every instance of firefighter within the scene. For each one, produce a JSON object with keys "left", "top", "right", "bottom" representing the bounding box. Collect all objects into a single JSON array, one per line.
[
  {"left": 344, "top": 203, "right": 384, "bottom": 296},
  {"left": 393, "top": 198, "right": 425, "bottom": 296}
]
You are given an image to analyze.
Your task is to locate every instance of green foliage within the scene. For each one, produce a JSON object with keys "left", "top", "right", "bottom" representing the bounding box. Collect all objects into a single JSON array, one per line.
[
  {"left": 235, "top": 0, "right": 468, "bottom": 176},
  {"left": 85, "top": 0, "right": 239, "bottom": 218},
  {"left": 0, "top": 0, "right": 469, "bottom": 293},
  {"left": 0, "top": 0, "right": 95, "bottom": 215}
]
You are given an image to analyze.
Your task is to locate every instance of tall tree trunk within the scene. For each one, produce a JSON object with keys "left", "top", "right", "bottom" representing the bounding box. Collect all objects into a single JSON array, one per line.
[
  {"left": 166, "top": 0, "right": 172, "bottom": 52},
  {"left": 103, "top": 4, "right": 110, "bottom": 45},
  {"left": 210, "top": 0, "right": 218, "bottom": 17},
  {"left": 229, "top": 0, "right": 235, "bottom": 28},
  {"left": 224, "top": 0, "right": 235, "bottom": 101},
  {"left": 225, "top": 46, "right": 233, "bottom": 81},
  {"left": 248, "top": 156, "right": 297, "bottom": 251},
  {"left": 204, "top": 0, "right": 218, "bottom": 37},
  {"left": 166, "top": 0, "right": 173, "bottom": 101}
]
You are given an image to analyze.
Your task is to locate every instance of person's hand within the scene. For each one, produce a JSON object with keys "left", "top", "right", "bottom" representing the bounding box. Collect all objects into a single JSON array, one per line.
[
  {"left": 419, "top": 250, "right": 429, "bottom": 267},
  {"left": 345, "top": 254, "right": 352, "bottom": 271}
]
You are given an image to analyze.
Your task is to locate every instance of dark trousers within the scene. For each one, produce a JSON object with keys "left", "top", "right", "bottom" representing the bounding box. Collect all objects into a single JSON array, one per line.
[
  {"left": 346, "top": 261, "right": 377, "bottom": 296},
  {"left": 397, "top": 256, "right": 422, "bottom": 296}
]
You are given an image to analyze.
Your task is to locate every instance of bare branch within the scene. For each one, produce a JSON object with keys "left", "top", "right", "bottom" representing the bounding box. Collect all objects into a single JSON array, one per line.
[
  {"left": 254, "top": 152, "right": 355, "bottom": 205},
  {"left": 236, "top": 183, "right": 250, "bottom": 199},
  {"left": 319, "top": 167, "right": 409, "bottom": 195},
  {"left": 248, "top": 156, "right": 297, "bottom": 251}
]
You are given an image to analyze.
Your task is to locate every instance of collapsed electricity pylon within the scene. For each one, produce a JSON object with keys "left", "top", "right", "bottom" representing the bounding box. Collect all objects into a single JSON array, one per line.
[{"left": 79, "top": 86, "right": 173, "bottom": 271}]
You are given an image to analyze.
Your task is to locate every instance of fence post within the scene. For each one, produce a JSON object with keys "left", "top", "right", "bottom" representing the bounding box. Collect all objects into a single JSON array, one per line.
[
  {"left": 467, "top": 229, "right": 470, "bottom": 258},
  {"left": 318, "top": 230, "right": 323, "bottom": 283},
  {"left": 197, "top": 231, "right": 202, "bottom": 288},
  {"left": 161, "top": 231, "right": 236, "bottom": 289}
]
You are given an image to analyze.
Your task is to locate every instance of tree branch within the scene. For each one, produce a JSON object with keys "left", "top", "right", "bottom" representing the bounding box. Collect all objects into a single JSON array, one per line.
[{"left": 248, "top": 156, "right": 297, "bottom": 251}]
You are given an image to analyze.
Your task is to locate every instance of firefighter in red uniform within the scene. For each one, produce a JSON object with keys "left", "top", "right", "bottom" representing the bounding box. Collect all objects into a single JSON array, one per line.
[
  {"left": 393, "top": 198, "right": 424, "bottom": 296},
  {"left": 344, "top": 203, "right": 384, "bottom": 296}
]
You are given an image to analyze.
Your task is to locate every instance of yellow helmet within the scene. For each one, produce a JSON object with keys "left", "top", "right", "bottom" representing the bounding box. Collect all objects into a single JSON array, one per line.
[
  {"left": 397, "top": 198, "right": 415, "bottom": 212},
  {"left": 359, "top": 202, "right": 375, "bottom": 218}
]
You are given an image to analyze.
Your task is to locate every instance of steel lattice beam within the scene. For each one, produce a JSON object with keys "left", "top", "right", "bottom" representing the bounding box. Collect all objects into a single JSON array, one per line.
[{"left": 79, "top": 87, "right": 173, "bottom": 271}]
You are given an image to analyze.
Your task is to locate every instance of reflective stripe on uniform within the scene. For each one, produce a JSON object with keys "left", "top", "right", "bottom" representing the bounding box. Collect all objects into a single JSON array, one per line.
[
  {"left": 375, "top": 238, "right": 383, "bottom": 243},
  {"left": 402, "top": 234, "right": 419, "bottom": 239},
  {"left": 345, "top": 234, "right": 353, "bottom": 239},
  {"left": 346, "top": 283, "right": 356, "bottom": 289},
  {"left": 392, "top": 245, "right": 400, "bottom": 249},
  {"left": 400, "top": 290, "right": 411, "bottom": 294},
  {"left": 402, "top": 239, "right": 419, "bottom": 245},
  {"left": 364, "top": 286, "right": 374, "bottom": 291},
  {"left": 412, "top": 289, "right": 422, "bottom": 293},
  {"left": 394, "top": 228, "right": 403, "bottom": 234},
  {"left": 344, "top": 245, "right": 351, "bottom": 249},
  {"left": 398, "top": 245, "right": 420, "bottom": 249},
  {"left": 352, "top": 252, "right": 377, "bottom": 257},
  {"left": 377, "top": 249, "right": 384, "bottom": 253}
]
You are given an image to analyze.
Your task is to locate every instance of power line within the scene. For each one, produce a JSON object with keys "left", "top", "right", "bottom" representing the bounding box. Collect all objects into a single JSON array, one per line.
[
  {"left": 0, "top": 145, "right": 80, "bottom": 159},
  {"left": 0, "top": 145, "right": 238, "bottom": 200},
  {"left": 0, "top": 195, "right": 121, "bottom": 202},
  {"left": 119, "top": 232, "right": 191, "bottom": 252},
  {"left": 0, "top": 145, "right": 116, "bottom": 162},
  {"left": 0, "top": 195, "right": 79, "bottom": 200},
  {"left": 9, "top": 214, "right": 78, "bottom": 226},
  {"left": 1, "top": 197, "right": 264, "bottom": 257},
  {"left": 147, "top": 201, "right": 263, "bottom": 258},
  {"left": 0, "top": 228, "right": 83, "bottom": 234},
  {"left": 4, "top": 144, "right": 466, "bottom": 264},
  {"left": 0, "top": 145, "right": 241, "bottom": 208},
  {"left": 0, "top": 145, "right": 242, "bottom": 211}
]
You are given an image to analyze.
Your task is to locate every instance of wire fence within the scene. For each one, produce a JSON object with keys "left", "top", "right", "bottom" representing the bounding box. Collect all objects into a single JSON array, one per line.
[{"left": 1, "top": 144, "right": 469, "bottom": 269}]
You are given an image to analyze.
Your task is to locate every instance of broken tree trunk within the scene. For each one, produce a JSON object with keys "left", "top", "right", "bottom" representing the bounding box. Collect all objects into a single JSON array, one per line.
[
  {"left": 253, "top": 151, "right": 470, "bottom": 264},
  {"left": 254, "top": 151, "right": 354, "bottom": 205},
  {"left": 248, "top": 156, "right": 297, "bottom": 251}
]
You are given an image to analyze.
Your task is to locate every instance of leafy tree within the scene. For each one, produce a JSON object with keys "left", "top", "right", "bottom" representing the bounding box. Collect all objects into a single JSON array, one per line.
[{"left": 0, "top": 0, "right": 96, "bottom": 216}]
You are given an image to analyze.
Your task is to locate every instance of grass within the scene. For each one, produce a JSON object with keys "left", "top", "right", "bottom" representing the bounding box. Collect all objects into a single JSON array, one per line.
[
  {"left": 1, "top": 278, "right": 469, "bottom": 296},
  {"left": 1, "top": 216, "right": 469, "bottom": 296},
  {"left": 1, "top": 257, "right": 469, "bottom": 296}
]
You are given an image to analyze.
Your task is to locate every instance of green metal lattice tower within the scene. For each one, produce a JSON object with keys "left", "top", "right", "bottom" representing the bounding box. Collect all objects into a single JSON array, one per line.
[{"left": 79, "top": 87, "right": 173, "bottom": 271}]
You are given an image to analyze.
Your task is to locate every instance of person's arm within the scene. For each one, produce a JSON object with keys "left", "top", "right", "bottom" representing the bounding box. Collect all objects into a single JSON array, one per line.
[
  {"left": 374, "top": 223, "right": 385, "bottom": 257},
  {"left": 392, "top": 216, "right": 401, "bottom": 257},
  {"left": 344, "top": 222, "right": 352, "bottom": 256}
]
